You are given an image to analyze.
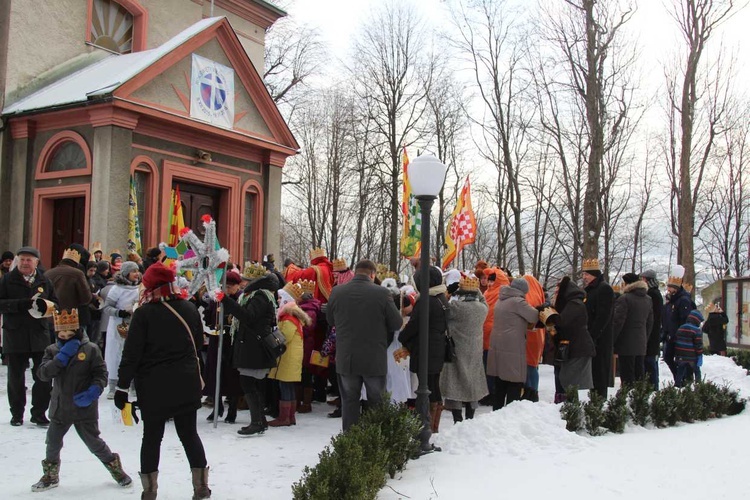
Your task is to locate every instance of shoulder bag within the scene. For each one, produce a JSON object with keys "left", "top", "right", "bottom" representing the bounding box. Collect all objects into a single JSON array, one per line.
[
  {"left": 437, "top": 296, "right": 456, "bottom": 363},
  {"left": 163, "top": 302, "right": 205, "bottom": 390}
]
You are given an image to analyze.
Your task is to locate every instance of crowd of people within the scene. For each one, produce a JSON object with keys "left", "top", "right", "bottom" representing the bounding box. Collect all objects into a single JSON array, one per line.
[{"left": 0, "top": 243, "right": 732, "bottom": 498}]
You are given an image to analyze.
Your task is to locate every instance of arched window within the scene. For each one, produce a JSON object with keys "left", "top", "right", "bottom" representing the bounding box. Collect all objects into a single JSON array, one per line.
[
  {"left": 36, "top": 131, "right": 93, "bottom": 180},
  {"left": 86, "top": 0, "right": 148, "bottom": 54},
  {"left": 130, "top": 156, "right": 159, "bottom": 249}
]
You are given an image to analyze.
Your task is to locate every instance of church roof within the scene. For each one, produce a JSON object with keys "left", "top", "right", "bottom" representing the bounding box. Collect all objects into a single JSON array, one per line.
[{"left": 3, "top": 17, "right": 223, "bottom": 116}]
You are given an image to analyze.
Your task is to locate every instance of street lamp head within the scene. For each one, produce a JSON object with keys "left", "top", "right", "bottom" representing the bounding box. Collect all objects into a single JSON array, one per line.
[{"left": 409, "top": 153, "right": 448, "bottom": 197}]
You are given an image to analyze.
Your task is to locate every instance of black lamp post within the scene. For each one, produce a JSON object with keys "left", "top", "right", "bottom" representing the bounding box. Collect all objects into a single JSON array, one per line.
[{"left": 409, "top": 153, "right": 448, "bottom": 454}]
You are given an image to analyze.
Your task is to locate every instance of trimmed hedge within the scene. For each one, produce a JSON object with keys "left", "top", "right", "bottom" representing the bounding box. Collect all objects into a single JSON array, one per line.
[
  {"left": 728, "top": 348, "right": 750, "bottom": 373},
  {"left": 291, "top": 399, "right": 421, "bottom": 500},
  {"left": 563, "top": 381, "right": 745, "bottom": 435}
]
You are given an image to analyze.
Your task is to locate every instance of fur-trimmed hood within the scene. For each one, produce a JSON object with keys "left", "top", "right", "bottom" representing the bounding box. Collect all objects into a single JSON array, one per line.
[
  {"left": 279, "top": 302, "right": 312, "bottom": 326},
  {"left": 623, "top": 280, "right": 648, "bottom": 294}
]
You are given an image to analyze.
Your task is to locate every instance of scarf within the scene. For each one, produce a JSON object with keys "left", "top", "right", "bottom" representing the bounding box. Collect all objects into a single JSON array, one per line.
[
  {"left": 139, "top": 283, "right": 187, "bottom": 305},
  {"left": 230, "top": 289, "right": 278, "bottom": 341}
]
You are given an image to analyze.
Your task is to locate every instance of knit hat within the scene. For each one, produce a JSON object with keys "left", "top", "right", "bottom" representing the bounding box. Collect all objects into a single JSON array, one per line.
[
  {"left": 687, "top": 309, "right": 704, "bottom": 325},
  {"left": 510, "top": 278, "right": 529, "bottom": 294},
  {"left": 622, "top": 273, "right": 640, "bottom": 285},
  {"left": 120, "top": 261, "right": 140, "bottom": 278},
  {"left": 142, "top": 262, "right": 175, "bottom": 290},
  {"left": 640, "top": 269, "right": 656, "bottom": 280},
  {"left": 1, "top": 251, "right": 14, "bottom": 261},
  {"left": 226, "top": 271, "right": 243, "bottom": 286}
]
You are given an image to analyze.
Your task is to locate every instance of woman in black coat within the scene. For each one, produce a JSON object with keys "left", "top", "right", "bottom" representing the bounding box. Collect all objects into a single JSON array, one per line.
[
  {"left": 703, "top": 303, "right": 729, "bottom": 355},
  {"left": 400, "top": 266, "right": 448, "bottom": 432},
  {"left": 220, "top": 270, "right": 279, "bottom": 436},
  {"left": 115, "top": 262, "right": 210, "bottom": 500},
  {"left": 552, "top": 276, "right": 596, "bottom": 403}
]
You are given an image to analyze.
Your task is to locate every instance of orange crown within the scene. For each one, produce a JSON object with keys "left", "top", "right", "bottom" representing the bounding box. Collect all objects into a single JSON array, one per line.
[
  {"left": 53, "top": 308, "right": 80, "bottom": 332},
  {"left": 459, "top": 276, "right": 480, "bottom": 291},
  {"left": 282, "top": 282, "right": 304, "bottom": 302},
  {"left": 332, "top": 258, "right": 348, "bottom": 272},
  {"left": 297, "top": 279, "right": 316, "bottom": 296}
]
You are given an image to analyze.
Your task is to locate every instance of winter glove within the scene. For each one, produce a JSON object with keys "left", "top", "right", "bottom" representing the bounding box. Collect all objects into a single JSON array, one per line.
[
  {"left": 55, "top": 339, "right": 81, "bottom": 366},
  {"left": 114, "top": 389, "right": 129, "bottom": 410},
  {"left": 117, "top": 309, "right": 131, "bottom": 318},
  {"left": 18, "top": 298, "right": 33, "bottom": 311},
  {"left": 697, "top": 354, "right": 703, "bottom": 367},
  {"left": 73, "top": 385, "right": 103, "bottom": 408}
]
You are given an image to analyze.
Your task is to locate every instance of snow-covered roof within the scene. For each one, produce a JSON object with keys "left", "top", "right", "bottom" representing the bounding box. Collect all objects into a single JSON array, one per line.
[{"left": 3, "top": 17, "right": 224, "bottom": 116}]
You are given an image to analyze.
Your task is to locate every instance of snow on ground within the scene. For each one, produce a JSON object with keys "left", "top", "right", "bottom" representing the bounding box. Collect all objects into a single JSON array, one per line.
[{"left": 0, "top": 356, "right": 748, "bottom": 499}]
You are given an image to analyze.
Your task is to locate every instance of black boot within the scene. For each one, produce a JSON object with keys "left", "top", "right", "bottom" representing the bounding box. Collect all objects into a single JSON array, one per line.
[
  {"left": 465, "top": 403, "right": 475, "bottom": 420},
  {"left": 206, "top": 400, "right": 224, "bottom": 421},
  {"left": 224, "top": 398, "right": 237, "bottom": 424},
  {"left": 237, "top": 422, "right": 266, "bottom": 437},
  {"left": 451, "top": 409, "right": 463, "bottom": 424}
]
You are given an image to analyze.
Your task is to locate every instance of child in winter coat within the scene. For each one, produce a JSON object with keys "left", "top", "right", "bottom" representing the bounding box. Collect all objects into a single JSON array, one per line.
[
  {"left": 674, "top": 309, "right": 704, "bottom": 387},
  {"left": 32, "top": 308, "right": 131, "bottom": 492}
]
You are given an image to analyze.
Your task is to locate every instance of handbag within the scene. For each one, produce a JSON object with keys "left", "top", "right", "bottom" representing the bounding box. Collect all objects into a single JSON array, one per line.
[
  {"left": 555, "top": 340, "right": 570, "bottom": 363},
  {"left": 163, "top": 302, "right": 205, "bottom": 390},
  {"left": 437, "top": 295, "right": 457, "bottom": 363},
  {"left": 116, "top": 320, "right": 129, "bottom": 339},
  {"left": 258, "top": 326, "right": 287, "bottom": 361}
]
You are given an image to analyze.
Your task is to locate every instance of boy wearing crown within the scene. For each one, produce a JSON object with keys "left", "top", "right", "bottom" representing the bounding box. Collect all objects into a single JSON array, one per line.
[{"left": 32, "top": 308, "right": 131, "bottom": 492}]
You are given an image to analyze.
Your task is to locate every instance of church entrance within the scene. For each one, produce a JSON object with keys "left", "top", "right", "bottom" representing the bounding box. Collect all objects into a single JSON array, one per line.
[
  {"left": 50, "top": 197, "right": 86, "bottom": 267},
  {"left": 175, "top": 182, "right": 221, "bottom": 239}
]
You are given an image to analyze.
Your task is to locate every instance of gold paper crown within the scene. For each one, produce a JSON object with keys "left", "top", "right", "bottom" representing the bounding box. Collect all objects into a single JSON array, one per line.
[
  {"left": 310, "top": 248, "right": 326, "bottom": 260},
  {"left": 53, "top": 308, "right": 80, "bottom": 332},
  {"left": 282, "top": 282, "right": 304, "bottom": 302},
  {"left": 667, "top": 275, "right": 683, "bottom": 287},
  {"left": 539, "top": 306, "right": 560, "bottom": 327},
  {"left": 62, "top": 248, "right": 81, "bottom": 263},
  {"left": 90, "top": 242, "right": 103, "bottom": 253},
  {"left": 332, "top": 258, "right": 348, "bottom": 272},
  {"left": 459, "top": 276, "right": 480, "bottom": 291},
  {"left": 581, "top": 258, "right": 600, "bottom": 272},
  {"left": 297, "top": 279, "right": 316, "bottom": 295},
  {"left": 242, "top": 262, "right": 268, "bottom": 280}
]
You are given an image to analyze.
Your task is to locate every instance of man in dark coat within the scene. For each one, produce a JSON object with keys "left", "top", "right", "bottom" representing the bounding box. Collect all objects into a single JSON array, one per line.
[
  {"left": 0, "top": 247, "right": 58, "bottom": 426},
  {"left": 44, "top": 246, "right": 95, "bottom": 335},
  {"left": 611, "top": 273, "right": 654, "bottom": 386},
  {"left": 326, "top": 259, "right": 402, "bottom": 431},
  {"left": 662, "top": 272, "right": 695, "bottom": 382},
  {"left": 640, "top": 269, "right": 663, "bottom": 390},
  {"left": 582, "top": 259, "right": 614, "bottom": 399},
  {"left": 703, "top": 303, "right": 729, "bottom": 355}
]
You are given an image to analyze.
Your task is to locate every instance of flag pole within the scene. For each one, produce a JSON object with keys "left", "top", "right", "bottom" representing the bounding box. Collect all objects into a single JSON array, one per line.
[{"left": 212, "top": 267, "right": 227, "bottom": 429}]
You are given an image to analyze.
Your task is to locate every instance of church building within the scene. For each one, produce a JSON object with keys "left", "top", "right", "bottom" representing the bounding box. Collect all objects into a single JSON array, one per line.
[{"left": 0, "top": 0, "right": 298, "bottom": 269}]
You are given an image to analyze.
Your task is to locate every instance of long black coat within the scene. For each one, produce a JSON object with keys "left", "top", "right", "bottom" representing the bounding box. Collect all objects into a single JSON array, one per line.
[
  {"left": 703, "top": 311, "right": 729, "bottom": 352},
  {"left": 555, "top": 282, "right": 596, "bottom": 359},
  {"left": 38, "top": 333, "right": 107, "bottom": 422},
  {"left": 221, "top": 274, "right": 278, "bottom": 371},
  {"left": 400, "top": 294, "right": 449, "bottom": 375},
  {"left": 585, "top": 276, "right": 614, "bottom": 346},
  {"left": 117, "top": 299, "right": 204, "bottom": 421},
  {"left": 326, "top": 274, "right": 403, "bottom": 377},
  {"left": 612, "top": 281, "right": 654, "bottom": 356},
  {"left": 0, "top": 268, "right": 57, "bottom": 354},
  {"left": 646, "top": 286, "right": 663, "bottom": 356},
  {"left": 662, "top": 287, "right": 695, "bottom": 341}
]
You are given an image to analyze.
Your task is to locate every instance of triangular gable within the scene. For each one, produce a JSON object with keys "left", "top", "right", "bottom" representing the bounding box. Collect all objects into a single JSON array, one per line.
[{"left": 115, "top": 17, "right": 298, "bottom": 152}]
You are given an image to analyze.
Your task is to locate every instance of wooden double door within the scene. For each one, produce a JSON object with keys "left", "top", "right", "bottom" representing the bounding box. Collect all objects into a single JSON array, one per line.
[
  {"left": 175, "top": 182, "right": 221, "bottom": 238},
  {"left": 51, "top": 197, "right": 85, "bottom": 268}
]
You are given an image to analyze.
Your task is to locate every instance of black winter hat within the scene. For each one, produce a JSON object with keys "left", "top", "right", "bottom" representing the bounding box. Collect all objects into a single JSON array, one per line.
[
  {"left": 414, "top": 266, "right": 443, "bottom": 292},
  {"left": 1, "top": 251, "right": 13, "bottom": 261},
  {"left": 622, "top": 273, "right": 640, "bottom": 285}
]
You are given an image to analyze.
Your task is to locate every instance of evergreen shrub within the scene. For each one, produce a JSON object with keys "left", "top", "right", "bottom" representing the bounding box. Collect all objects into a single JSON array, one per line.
[
  {"left": 560, "top": 386, "right": 583, "bottom": 432},
  {"left": 292, "top": 398, "right": 421, "bottom": 500},
  {"left": 628, "top": 380, "right": 652, "bottom": 426},
  {"left": 583, "top": 390, "right": 607, "bottom": 436},
  {"left": 603, "top": 388, "right": 629, "bottom": 434}
]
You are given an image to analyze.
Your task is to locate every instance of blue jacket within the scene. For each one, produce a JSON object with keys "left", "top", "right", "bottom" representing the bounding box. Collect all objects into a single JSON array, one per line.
[
  {"left": 662, "top": 287, "right": 695, "bottom": 342},
  {"left": 675, "top": 310, "right": 704, "bottom": 363}
]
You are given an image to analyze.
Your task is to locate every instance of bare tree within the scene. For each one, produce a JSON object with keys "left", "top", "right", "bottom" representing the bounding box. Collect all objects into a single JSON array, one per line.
[
  {"left": 539, "top": 0, "right": 636, "bottom": 268},
  {"left": 349, "top": 0, "right": 432, "bottom": 270},
  {"left": 667, "top": 0, "right": 740, "bottom": 287}
]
